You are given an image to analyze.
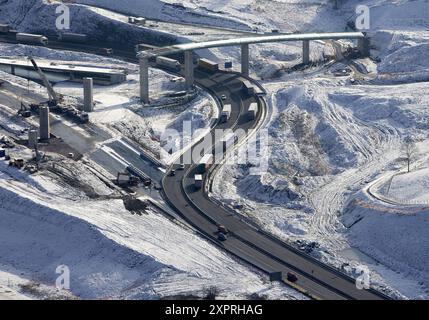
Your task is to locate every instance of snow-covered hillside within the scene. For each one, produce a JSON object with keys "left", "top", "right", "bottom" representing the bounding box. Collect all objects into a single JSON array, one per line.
[
  {"left": 0, "top": 159, "right": 304, "bottom": 299},
  {"left": 206, "top": 0, "right": 429, "bottom": 298},
  {"left": 1, "top": 0, "right": 428, "bottom": 300}
]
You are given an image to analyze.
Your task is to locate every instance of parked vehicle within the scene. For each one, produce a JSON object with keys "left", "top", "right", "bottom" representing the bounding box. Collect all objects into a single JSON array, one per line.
[
  {"left": 135, "top": 43, "right": 158, "bottom": 53},
  {"left": 221, "top": 94, "right": 227, "bottom": 101},
  {"left": 16, "top": 33, "right": 48, "bottom": 46},
  {"left": 58, "top": 32, "right": 88, "bottom": 43},
  {"left": 197, "top": 58, "right": 219, "bottom": 73},
  {"left": 129, "top": 17, "right": 146, "bottom": 25},
  {"left": 156, "top": 56, "right": 181, "bottom": 71},
  {"left": 178, "top": 163, "right": 186, "bottom": 170},
  {"left": 0, "top": 24, "right": 10, "bottom": 33},
  {"left": 168, "top": 169, "right": 176, "bottom": 177}
]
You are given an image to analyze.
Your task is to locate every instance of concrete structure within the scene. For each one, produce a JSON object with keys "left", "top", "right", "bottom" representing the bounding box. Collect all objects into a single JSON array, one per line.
[
  {"left": 140, "top": 58, "right": 149, "bottom": 104},
  {"left": 83, "top": 77, "right": 94, "bottom": 112},
  {"left": 303, "top": 40, "right": 310, "bottom": 64},
  {"left": 137, "top": 32, "right": 366, "bottom": 101},
  {"left": 39, "top": 106, "right": 50, "bottom": 141},
  {"left": 0, "top": 58, "right": 127, "bottom": 85},
  {"left": 184, "top": 50, "right": 194, "bottom": 90},
  {"left": 241, "top": 44, "right": 249, "bottom": 77},
  {"left": 28, "top": 129, "right": 38, "bottom": 149}
]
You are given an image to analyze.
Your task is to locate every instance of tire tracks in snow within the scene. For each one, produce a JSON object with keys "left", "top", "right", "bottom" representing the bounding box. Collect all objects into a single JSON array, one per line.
[{"left": 307, "top": 94, "right": 401, "bottom": 252}]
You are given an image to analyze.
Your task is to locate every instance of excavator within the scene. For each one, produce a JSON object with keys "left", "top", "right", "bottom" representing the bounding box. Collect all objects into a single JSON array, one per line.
[
  {"left": 26, "top": 57, "right": 89, "bottom": 124},
  {"left": 28, "top": 56, "right": 62, "bottom": 107}
]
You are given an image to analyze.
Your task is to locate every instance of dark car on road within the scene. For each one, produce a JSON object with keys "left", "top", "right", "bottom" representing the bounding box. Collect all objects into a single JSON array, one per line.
[
  {"left": 168, "top": 169, "right": 176, "bottom": 177},
  {"left": 287, "top": 272, "right": 298, "bottom": 282},
  {"left": 217, "top": 233, "right": 227, "bottom": 242}
]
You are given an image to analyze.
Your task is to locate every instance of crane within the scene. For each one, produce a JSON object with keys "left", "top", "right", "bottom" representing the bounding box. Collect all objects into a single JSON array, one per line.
[{"left": 28, "top": 56, "right": 62, "bottom": 106}]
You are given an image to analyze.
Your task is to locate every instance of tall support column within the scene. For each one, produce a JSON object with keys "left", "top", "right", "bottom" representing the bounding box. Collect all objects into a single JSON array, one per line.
[
  {"left": 140, "top": 57, "right": 149, "bottom": 104},
  {"left": 83, "top": 77, "right": 94, "bottom": 112},
  {"left": 39, "top": 106, "right": 50, "bottom": 141},
  {"left": 184, "top": 50, "right": 194, "bottom": 90},
  {"left": 303, "top": 40, "right": 310, "bottom": 65},
  {"left": 241, "top": 43, "right": 249, "bottom": 77}
]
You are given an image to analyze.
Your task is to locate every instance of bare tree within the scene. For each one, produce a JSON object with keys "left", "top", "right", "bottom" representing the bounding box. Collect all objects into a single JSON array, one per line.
[{"left": 402, "top": 136, "right": 418, "bottom": 173}]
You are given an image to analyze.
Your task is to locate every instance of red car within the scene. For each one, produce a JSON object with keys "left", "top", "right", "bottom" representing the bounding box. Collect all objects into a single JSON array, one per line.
[{"left": 217, "top": 225, "right": 228, "bottom": 234}]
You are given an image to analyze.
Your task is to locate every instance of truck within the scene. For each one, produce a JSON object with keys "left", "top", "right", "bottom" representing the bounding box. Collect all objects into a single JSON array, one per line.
[
  {"left": 220, "top": 104, "right": 231, "bottom": 123},
  {"left": 129, "top": 17, "right": 146, "bottom": 26},
  {"left": 156, "top": 56, "right": 181, "bottom": 71},
  {"left": 0, "top": 24, "right": 10, "bottom": 33},
  {"left": 194, "top": 174, "right": 203, "bottom": 189},
  {"left": 242, "top": 80, "right": 255, "bottom": 96},
  {"left": 197, "top": 58, "right": 219, "bottom": 73},
  {"left": 135, "top": 43, "right": 158, "bottom": 53},
  {"left": 58, "top": 32, "right": 88, "bottom": 43},
  {"left": 16, "top": 33, "right": 48, "bottom": 46},
  {"left": 196, "top": 154, "right": 213, "bottom": 174},
  {"left": 247, "top": 102, "right": 258, "bottom": 121}
]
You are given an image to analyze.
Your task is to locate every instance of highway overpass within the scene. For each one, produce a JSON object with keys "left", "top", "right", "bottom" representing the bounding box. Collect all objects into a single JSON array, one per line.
[{"left": 137, "top": 32, "right": 368, "bottom": 103}]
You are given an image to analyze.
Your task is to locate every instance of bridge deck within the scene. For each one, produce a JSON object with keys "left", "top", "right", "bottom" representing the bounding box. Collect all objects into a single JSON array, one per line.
[{"left": 138, "top": 32, "right": 365, "bottom": 57}]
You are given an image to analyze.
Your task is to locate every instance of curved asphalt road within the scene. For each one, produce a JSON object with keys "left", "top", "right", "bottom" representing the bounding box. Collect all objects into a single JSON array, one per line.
[
  {"left": 0, "top": 36, "right": 391, "bottom": 300},
  {"left": 162, "top": 69, "right": 390, "bottom": 300}
]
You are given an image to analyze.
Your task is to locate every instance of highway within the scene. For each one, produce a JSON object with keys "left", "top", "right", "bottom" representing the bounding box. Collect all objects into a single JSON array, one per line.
[
  {"left": 1, "top": 35, "right": 391, "bottom": 300},
  {"left": 161, "top": 68, "right": 389, "bottom": 300}
]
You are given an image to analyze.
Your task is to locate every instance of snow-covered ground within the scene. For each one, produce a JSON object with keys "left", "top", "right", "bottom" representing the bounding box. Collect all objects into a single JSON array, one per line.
[
  {"left": 0, "top": 157, "right": 304, "bottom": 300},
  {"left": 1, "top": 0, "right": 428, "bottom": 300},
  {"left": 0, "top": 1, "right": 301, "bottom": 300},
  {"left": 205, "top": 0, "right": 429, "bottom": 299}
]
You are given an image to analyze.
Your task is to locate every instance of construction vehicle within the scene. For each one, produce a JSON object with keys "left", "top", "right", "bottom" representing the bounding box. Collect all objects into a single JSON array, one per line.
[
  {"left": 27, "top": 57, "right": 89, "bottom": 124},
  {"left": 18, "top": 102, "right": 32, "bottom": 118},
  {"left": 9, "top": 158, "right": 24, "bottom": 169},
  {"left": 28, "top": 57, "right": 62, "bottom": 107}
]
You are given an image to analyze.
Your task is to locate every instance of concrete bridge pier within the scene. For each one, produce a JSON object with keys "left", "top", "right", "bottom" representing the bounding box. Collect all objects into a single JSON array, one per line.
[
  {"left": 241, "top": 43, "right": 249, "bottom": 77},
  {"left": 140, "top": 57, "right": 149, "bottom": 104},
  {"left": 184, "top": 50, "right": 194, "bottom": 90},
  {"left": 303, "top": 40, "right": 310, "bottom": 64},
  {"left": 83, "top": 77, "right": 94, "bottom": 112}
]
